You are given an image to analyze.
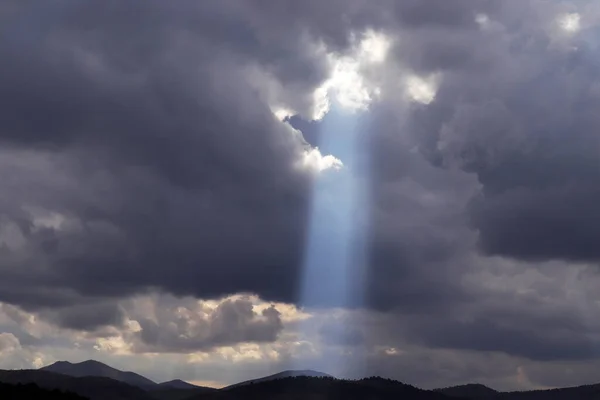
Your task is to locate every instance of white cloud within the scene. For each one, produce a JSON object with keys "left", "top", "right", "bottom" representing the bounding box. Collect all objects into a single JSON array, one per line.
[
  {"left": 299, "top": 147, "right": 343, "bottom": 173},
  {"left": 94, "top": 336, "right": 132, "bottom": 355},
  {"left": 30, "top": 211, "right": 67, "bottom": 232},
  {"left": 0, "top": 332, "right": 20, "bottom": 354},
  {"left": 475, "top": 13, "right": 490, "bottom": 27},
  {"left": 242, "top": 61, "right": 344, "bottom": 174},
  {"left": 241, "top": 30, "right": 390, "bottom": 177},
  {"left": 558, "top": 12, "right": 581, "bottom": 33},
  {"left": 312, "top": 30, "right": 391, "bottom": 119},
  {"left": 405, "top": 73, "right": 440, "bottom": 105},
  {"left": 0, "top": 331, "right": 44, "bottom": 369},
  {"left": 358, "top": 30, "right": 391, "bottom": 64},
  {"left": 272, "top": 107, "right": 295, "bottom": 121}
]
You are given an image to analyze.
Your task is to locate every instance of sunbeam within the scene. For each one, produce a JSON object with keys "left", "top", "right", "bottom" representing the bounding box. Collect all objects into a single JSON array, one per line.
[
  {"left": 295, "top": 105, "right": 370, "bottom": 377},
  {"left": 298, "top": 107, "right": 369, "bottom": 310},
  {"left": 290, "top": 29, "right": 391, "bottom": 377}
]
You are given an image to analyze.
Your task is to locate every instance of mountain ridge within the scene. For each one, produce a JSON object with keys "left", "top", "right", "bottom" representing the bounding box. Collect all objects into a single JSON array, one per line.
[
  {"left": 41, "top": 360, "right": 156, "bottom": 389},
  {"left": 0, "top": 369, "right": 155, "bottom": 400},
  {"left": 223, "top": 369, "right": 334, "bottom": 389},
  {"left": 193, "top": 375, "right": 457, "bottom": 400},
  {"left": 1, "top": 359, "right": 599, "bottom": 399},
  {"left": 156, "top": 379, "right": 202, "bottom": 390},
  {"left": 436, "top": 383, "right": 498, "bottom": 399}
]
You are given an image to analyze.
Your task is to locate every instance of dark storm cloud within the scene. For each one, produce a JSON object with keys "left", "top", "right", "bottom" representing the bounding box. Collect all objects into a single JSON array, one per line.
[
  {"left": 2, "top": 0, "right": 600, "bottom": 377},
  {"left": 127, "top": 297, "right": 283, "bottom": 353},
  {"left": 0, "top": 0, "right": 490, "bottom": 326},
  {"left": 40, "top": 302, "right": 127, "bottom": 332},
  {"left": 406, "top": 3, "right": 600, "bottom": 263},
  {"left": 0, "top": 0, "right": 320, "bottom": 318},
  {"left": 407, "top": 316, "right": 596, "bottom": 362},
  {"left": 348, "top": 258, "right": 600, "bottom": 364}
]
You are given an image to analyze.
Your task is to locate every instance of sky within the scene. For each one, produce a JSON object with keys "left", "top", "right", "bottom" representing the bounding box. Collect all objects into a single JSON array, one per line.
[{"left": 2, "top": 0, "right": 600, "bottom": 391}]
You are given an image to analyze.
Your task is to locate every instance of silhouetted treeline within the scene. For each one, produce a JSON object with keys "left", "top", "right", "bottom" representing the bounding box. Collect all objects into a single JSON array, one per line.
[
  {"left": 5, "top": 364, "right": 600, "bottom": 400},
  {"left": 192, "top": 376, "right": 454, "bottom": 400},
  {"left": 493, "top": 384, "right": 600, "bottom": 400},
  {"left": 0, "top": 382, "right": 87, "bottom": 400}
]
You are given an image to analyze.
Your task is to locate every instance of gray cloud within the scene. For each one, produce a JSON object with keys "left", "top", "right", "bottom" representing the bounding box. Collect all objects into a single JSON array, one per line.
[
  {"left": 2, "top": 0, "right": 600, "bottom": 388},
  {"left": 406, "top": 3, "right": 600, "bottom": 263},
  {"left": 40, "top": 302, "right": 126, "bottom": 332},
  {"left": 0, "top": 0, "right": 483, "bottom": 322},
  {"left": 407, "top": 316, "right": 595, "bottom": 362},
  {"left": 127, "top": 296, "right": 283, "bottom": 353},
  {"left": 0, "top": 0, "right": 318, "bottom": 318}
]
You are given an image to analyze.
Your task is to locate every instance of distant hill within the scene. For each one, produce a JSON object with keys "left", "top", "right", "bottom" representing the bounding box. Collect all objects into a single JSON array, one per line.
[
  {"left": 0, "top": 369, "right": 154, "bottom": 400},
  {"left": 495, "top": 383, "right": 600, "bottom": 400},
  {"left": 436, "top": 383, "right": 498, "bottom": 399},
  {"left": 0, "top": 381, "right": 87, "bottom": 400},
  {"left": 149, "top": 380, "right": 217, "bottom": 400},
  {"left": 150, "top": 387, "right": 217, "bottom": 400},
  {"left": 223, "top": 369, "right": 333, "bottom": 389},
  {"left": 194, "top": 376, "right": 458, "bottom": 400},
  {"left": 155, "top": 379, "right": 202, "bottom": 390},
  {"left": 41, "top": 360, "right": 156, "bottom": 389},
  {"left": 6, "top": 359, "right": 600, "bottom": 400},
  {"left": 436, "top": 381, "right": 600, "bottom": 399}
]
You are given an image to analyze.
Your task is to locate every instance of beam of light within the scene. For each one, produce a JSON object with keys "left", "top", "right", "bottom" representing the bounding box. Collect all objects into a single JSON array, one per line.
[
  {"left": 268, "top": 30, "right": 390, "bottom": 375},
  {"left": 290, "top": 31, "right": 390, "bottom": 377},
  {"left": 298, "top": 107, "right": 369, "bottom": 308},
  {"left": 294, "top": 105, "right": 370, "bottom": 377}
]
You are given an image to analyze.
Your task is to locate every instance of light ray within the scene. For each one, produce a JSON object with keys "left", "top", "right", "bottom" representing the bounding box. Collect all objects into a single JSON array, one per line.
[
  {"left": 290, "top": 29, "right": 389, "bottom": 377},
  {"left": 299, "top": 108, "right": 368, "bottom": 307},
  {"left": 294, "top": 105, "right": 370, "bottom": 377}
]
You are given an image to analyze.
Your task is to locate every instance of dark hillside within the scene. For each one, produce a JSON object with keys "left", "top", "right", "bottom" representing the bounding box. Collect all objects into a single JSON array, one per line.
[
  {"left": 0, "top": 369, "right": 154, "bottom": 400},
  {"left": 0, "top": 381, "right": 88, "bottom": 400},
  {"left": 42, "top": 360, "right": 156, "bottom": 388},
  {"left": 191, "top": 376, "right": 462, "bottom": 400},
  {"left": 436, "top": 383, "right": 498, "bottom": 399}
]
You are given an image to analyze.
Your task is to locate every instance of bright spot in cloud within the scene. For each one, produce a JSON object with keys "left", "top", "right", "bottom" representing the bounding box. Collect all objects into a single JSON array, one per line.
[
  {"left": 312, "top": 30, "right": 391, "bottom": 119},
  {"left": 215, "top": 343, "right": 280, "bottom": 363},
  {"left": 299, "top": 147, "right": 343, "bottom": 173},
  {"left": 405, "top": 73, "right": 439, "bottom": 104},
  {"left": 256, "top": 31, "right": 388, "bottom": 174},
  {"left": 32, "top": 212, "right": 66, "bottom": 231},
  {"left": 0, "top": 333, "right": 20, "bottom": 354},
  {"left": 312, "top": 85, "right": 331, "bottom": 121},
  {"left": 475, "top": 13, "right": 489, "bottom": 27},
  {"left": 324, "top": 56, "right": 371, "bottom": 111},
  {"left": 558, "top": 13, "right": 581, "bottom": 33},
  {"left": 358, "top": 30, "right": 391, "bottom": 64},
  {"left": 188, "top": 380, "right": 224, "bottom": 389},
  {"left": 272, "top": 107, "right": 294, "bottom": 121},
  {"left": 32, "top": 356, "right": 45, "bottom": 369},
  {"left": 283, "top": 123, "right": 343, "bottom": 173},
  {"left": 94, "top": 336, "right": 131, "bottom": 354},
  {"left": 385, "top": 347, "right": 400, "bottom": 356}
]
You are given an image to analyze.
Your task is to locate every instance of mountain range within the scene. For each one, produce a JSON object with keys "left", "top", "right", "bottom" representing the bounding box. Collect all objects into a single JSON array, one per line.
[
  {"left": 1, "top": 359, "right": 600, "bottom": 399},
  {"left": 222, "top": 369, "right": 333, "bottom": 390},
  {"left": 41, "top": 360, "right": 158, "bottom": 389}
]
